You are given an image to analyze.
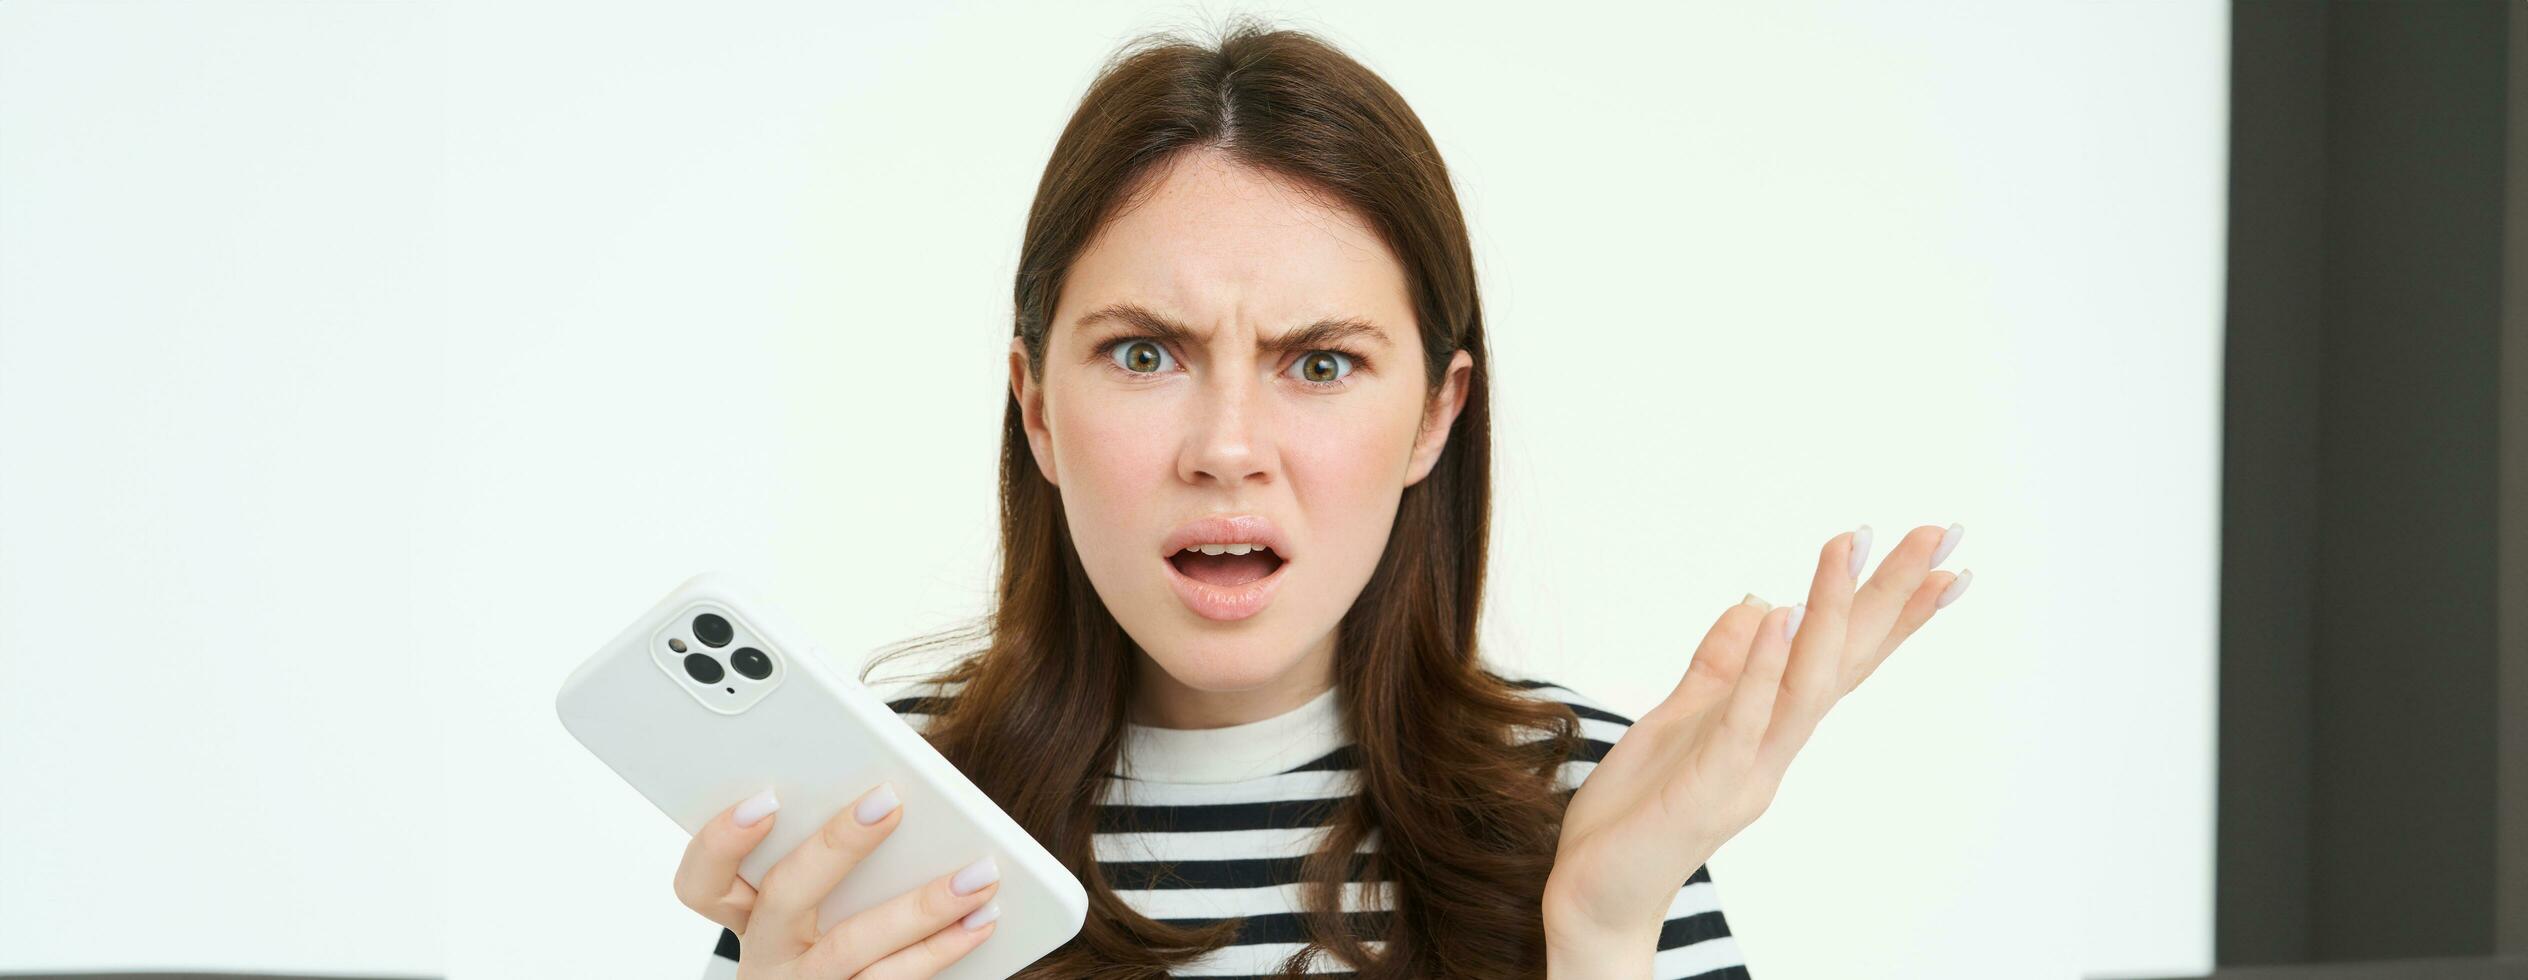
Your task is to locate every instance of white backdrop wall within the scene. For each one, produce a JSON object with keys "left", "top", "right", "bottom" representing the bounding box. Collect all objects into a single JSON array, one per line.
[{"left": 0, "top": 2, "right": 2227, "bottom": 978}]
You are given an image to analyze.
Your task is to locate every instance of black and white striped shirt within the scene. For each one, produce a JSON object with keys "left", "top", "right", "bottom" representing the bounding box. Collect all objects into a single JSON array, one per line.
[{"left": 702, "top": 674, "right": 1751, "bottom": 978}]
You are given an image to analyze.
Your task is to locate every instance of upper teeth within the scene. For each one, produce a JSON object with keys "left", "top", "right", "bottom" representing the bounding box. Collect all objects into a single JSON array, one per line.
[{"left": 1183, "top": 543, "right": 1270, "bottom": 556}]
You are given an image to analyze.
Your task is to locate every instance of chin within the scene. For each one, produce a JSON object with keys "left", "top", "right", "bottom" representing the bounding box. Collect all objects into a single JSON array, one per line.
[{"left": 1144, "top": 635, "right": 1303, "bottom": 693}]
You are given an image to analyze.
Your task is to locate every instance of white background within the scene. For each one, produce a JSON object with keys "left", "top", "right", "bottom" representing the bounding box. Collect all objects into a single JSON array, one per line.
[{"left": 0, "top": 2, "right": 2226, "bottom": 978}]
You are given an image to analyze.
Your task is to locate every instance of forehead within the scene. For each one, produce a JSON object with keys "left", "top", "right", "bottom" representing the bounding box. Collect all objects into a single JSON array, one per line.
[{"left": 1058, "top": 149, "right": 1414, "bottom": 336}]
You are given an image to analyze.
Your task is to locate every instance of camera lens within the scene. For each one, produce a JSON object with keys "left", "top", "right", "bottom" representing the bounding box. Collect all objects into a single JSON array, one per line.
[
  {"left": 683, "top": 652, "right": 725, "bottom": 685},
  {"left": 692, "top": 612, "right": 733, "bottom": 647},
  {"left": 730, "top": 647, "right": 772, "bottom": 680}
]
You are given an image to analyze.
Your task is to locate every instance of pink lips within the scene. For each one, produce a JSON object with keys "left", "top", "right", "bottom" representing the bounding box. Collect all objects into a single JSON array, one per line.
[{"left": 1161, "top": 514, "right": 1291, "bottom": 622}]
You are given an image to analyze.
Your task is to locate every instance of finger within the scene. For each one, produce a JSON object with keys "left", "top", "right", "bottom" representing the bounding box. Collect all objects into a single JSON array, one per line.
[
  {"left": 1713, "top": 604, "right": 1795, "bottom": 763},
  {"left": 749, "top": 782, "right": 903, "bottom": 954},
  {"left": 802, "top": 856, "right": 1002, "bottom": 978},
  {"left": 1642, "top": 597, "right": 1771, "bottom": 728},
  {"left": 674, "top": 789, "right": 782, "bottom": 933},
  {"left": 1763, "top": 529, "right": 1862, "bottom": 767},
  {"left": 1850, "top": 568, "right": 1968, "bottom": 691},
  {"left": 850, "top": 901, "right": 1002, "bottom": 980},
  {"left": 1839, "top": 524, "right": 1956, "bottom": 689}
]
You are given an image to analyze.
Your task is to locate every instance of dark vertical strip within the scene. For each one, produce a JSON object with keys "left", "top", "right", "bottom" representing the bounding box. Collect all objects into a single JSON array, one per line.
[
  {"left": 2224, "top": 0, "right": 2511, "bottom": 968},
  {"left": 2310, "top": 1, "right": 2504, "bottom": 960},
  {"left": 2220, "top": 0, "right": 2329, "bottom": 964},
  {"left": 2499, "top": 0, "right": 2528, "bottom": 958}
]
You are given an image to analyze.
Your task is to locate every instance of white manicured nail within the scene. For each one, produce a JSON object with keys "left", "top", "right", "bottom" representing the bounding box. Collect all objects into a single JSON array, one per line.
[
  {"left": 733, "top": 788, "right": 780, "bottom": 828},
  {"left": 1785, "top": 603, "right": 1806, "bottom": 642},
  {"left": 1848, "top": 525, "right": 1873, "bottom": 581},
  {"left": 854, "top": 783, "right": 900, "bottom": 825},
  {"left": 961, "top": 901, "right": 1002, "bottom": 931},
  {"left": 1741, "top": 593, "right": 1771, "bottom": 611},
  {"left": 1937, "top": 568, "right": 1974, "bottom": 609},
  {"left": 951, "top": 855, "right": 1000, "bottom": 895},
  {"left": 1930, "top": 523, "right": 1964, "bottom": 569}
]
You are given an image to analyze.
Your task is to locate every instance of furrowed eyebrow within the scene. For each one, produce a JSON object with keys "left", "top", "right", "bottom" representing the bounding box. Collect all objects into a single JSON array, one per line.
[{"left": 1074, "top": 301, "right": 1392, "bottom": 354}]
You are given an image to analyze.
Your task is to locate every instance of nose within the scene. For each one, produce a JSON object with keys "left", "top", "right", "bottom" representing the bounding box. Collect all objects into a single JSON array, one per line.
[{"left": 1178, "top": 365, "right": 1274, "bottom": 489}]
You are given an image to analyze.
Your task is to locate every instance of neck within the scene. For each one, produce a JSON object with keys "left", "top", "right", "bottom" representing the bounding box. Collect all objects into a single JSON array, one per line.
[{"left": 1129, "top": 632, "right": 1337, "bottom": 729}]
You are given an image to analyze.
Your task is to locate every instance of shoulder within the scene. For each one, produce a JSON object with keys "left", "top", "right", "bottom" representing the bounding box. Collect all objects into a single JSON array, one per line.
[
  {"left": 1492, "top": 672, "right": 1752, "bottom": 975},
  {"left": 1485, "top": 670, "right": 1640, "bottom": 794},
  {"left": 1491, "top": 671, "right": 1639, "bottom": 727}
]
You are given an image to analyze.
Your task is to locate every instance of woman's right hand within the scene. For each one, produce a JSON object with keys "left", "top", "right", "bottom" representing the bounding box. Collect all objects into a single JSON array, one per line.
[{"left": 674, "top": 783, "right": 1005, "bottom": 978}]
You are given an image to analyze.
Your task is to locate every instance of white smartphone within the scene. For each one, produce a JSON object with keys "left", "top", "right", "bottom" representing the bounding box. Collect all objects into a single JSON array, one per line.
[{"left": 554, "top": 571, "right": 1088, "bottom": 979}]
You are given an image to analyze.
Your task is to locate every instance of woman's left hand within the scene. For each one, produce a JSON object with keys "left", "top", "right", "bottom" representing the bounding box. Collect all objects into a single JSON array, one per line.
[{"left": 1541, "top": 523, "right": 1970, "bottom": 951}]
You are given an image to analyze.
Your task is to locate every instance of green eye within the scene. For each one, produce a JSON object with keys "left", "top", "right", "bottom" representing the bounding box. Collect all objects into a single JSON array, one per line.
[
  {"left": 1111, "top": 340, "right": 1170, "bottom": 374},
  {"left": 1292, "top": 350, "right": 1353, "bottom": 384}
]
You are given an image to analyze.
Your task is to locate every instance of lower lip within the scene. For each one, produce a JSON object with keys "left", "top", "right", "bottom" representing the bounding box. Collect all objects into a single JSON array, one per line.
[{"left": 1162, "top": 553, "right": 1289, "bottom": 622}]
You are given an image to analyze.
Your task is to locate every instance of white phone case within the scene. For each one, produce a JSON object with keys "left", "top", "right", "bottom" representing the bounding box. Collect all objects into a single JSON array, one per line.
[{"left": 555, "top": 571, "right": 1087, "bottom": 978}]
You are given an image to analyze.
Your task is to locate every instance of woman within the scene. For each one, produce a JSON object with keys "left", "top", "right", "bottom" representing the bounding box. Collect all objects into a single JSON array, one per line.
[{"left": 674, "top": 18, "right": 1970, "bottom": 980}]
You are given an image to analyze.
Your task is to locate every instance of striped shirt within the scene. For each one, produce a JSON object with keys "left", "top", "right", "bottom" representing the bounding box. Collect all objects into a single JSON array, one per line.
[{"left": 702, "top": 674, "right": 1751, "bottom": 978}]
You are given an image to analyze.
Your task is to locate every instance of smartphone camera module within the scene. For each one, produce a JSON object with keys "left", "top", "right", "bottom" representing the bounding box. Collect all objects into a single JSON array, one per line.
[{"left": 655, "top": 602, "right": 783, "bottom": 714}]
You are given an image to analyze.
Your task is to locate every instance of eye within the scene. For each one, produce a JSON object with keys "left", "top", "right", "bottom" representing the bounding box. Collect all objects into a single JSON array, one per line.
[
  {"left": 1109, "top": 339, "right": 1173, "bottom": 375},
  {"left": 1289, "top": 350, "right": 1354, "bottom": 385}
]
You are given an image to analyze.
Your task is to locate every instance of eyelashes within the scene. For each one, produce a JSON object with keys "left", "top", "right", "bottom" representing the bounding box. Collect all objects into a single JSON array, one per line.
[{"left": 1097, "top": 336, "right": 1366, "bottom": 388}]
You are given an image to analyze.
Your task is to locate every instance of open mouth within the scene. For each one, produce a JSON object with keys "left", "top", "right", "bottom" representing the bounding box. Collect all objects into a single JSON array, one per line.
[
  {"left": 1165, "top": 545, "right": 1286, "bottom": 587},
  {"left": 1159, "top": 516, "right": 1292, "bottom": 622}
]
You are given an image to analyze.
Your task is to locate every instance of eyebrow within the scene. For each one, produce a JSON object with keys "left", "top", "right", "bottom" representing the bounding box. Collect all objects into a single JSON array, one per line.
[{"left": 1073, "top": 301, "right": 1393, "bottom": 355}]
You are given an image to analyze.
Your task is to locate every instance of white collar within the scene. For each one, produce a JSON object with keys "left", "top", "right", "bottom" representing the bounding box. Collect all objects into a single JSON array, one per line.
[{"left": 1117, "top": 683, "right": 1346, "bottom": 784}]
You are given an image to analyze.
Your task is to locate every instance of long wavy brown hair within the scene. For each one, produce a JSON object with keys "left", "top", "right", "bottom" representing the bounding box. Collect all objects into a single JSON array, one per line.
[{"left": 861, "top": 16, "right": 1584, "bottom": 979}]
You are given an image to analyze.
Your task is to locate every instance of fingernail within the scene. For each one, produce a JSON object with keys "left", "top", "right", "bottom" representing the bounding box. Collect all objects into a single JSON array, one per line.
[
  {"left": 1930, "top": 523, "right": 1964, "bottom": 569},
  {"left": 961, "top": 901, "right": 1002, "bottom": 931},
  {"left": 1741, "top": 593, "right": 1772, "bottom": 612},
  {"left": 854, "top": 783, "right": 900, "bottom": 825},
  {"left": 952, "top": 855, "right": 1000, "bottom": 895},
  {"left": 1785, "top": 603, "right": 1806, "bottom": 642},
  {"left": 734, "top": 788, "right": 780, "bottom": 828},
  {"left": 1936, "top": 568, "right": 1973, "bottom": 609},
  {"left": 1848, "top": 525, "right": 1873, "bottom": 581}
]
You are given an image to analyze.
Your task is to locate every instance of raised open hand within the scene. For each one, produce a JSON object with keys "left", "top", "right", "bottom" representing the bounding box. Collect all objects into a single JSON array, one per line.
[{"left": 1541, "top": 523, "right": 1972, "bottom": 951}]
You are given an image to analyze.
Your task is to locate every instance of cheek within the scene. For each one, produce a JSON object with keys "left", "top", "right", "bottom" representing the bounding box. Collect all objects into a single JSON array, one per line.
[
  {"left": 1281, "top": 406, "right": 1422, "bottom": 557},
  {"left": 1048, "top": 391, "right": 1174, "bottom": 556},
  {"left": 1282, "top": 418, "right": 1407, "bottom": 495}
]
